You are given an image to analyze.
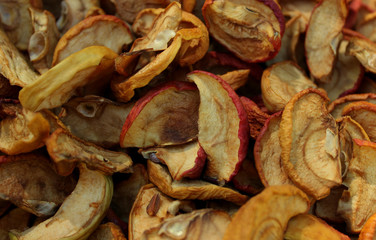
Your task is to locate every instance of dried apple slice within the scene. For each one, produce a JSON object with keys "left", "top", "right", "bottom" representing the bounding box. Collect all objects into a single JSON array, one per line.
[
  {"left": 19, "top": 46, "right": 118, "bottom": 111},
  {"left": 254, "top": 111, "right": 294, "bottom": 187},
  {"left": 219, "top": 69, "right": 250, "bottom": 91},
  {"left": 280, "top": 0, "right": 316, "bottom": 24},
  {"left": 359, "top": 213, "right": 376, "bottom": 240},
  {"left": 52, "top": 15, "right": 133, "bottom": 65},
  {"left": 147, "top": 160, "right": 249, "bottom": 205},
  {"left": 305, "top": 0, "right": 348, "bottom": 80},
  {"left": 223, "top": 185, "right": 310, "bottom": 240},
  {"left": 347, "top": 35, "right": 376, "bottom": 73},
  {"left": 0, "top": 28, "right": 38, "bottom": 87},
  {"left": 356, "top": 12, "right": 376, "bottom": 42},
  {"left": 141, "top": 141, "right": 206, "bottom": 180},
  {"left": 202, "top": 0, "right": 285, "bottom": 62},
  {"left": 10, "top": 164, "right": 113, "bottom": 240},
  {"left": 337, "top": 139, "right": 376, "bottom": 233},
  {"left": 240, "top": 96, "right": 270, "bottom": 139},
  {"left": 0, "top": 153, "right": 76, "bottom": 217},
  {"left": 318, "top": 40, "right": 364, "bottom": 101},
  {"left": 328, "top": 93, "right": 376, "bottom": 119},
  {"left": 284, "top": 214, "right": 350, "bottom": 240},
  {"left": 0, "top": 208, "right": 31, "bottom": 239},
  {"left": 142, "top": 209, "right": 231, "bottom": 240},
  {"left": 88, "top": 222, "right": 126, "bottom": 240},
  {"left": 58, "top": 95, "right": 134, "bottom": 148},
  {"left": 46, "top": 128, "right": 133, "bottom": 176},
  {"left": 314, "top": 186, "right": 346, "bottom": 223},
  {"left": 120, "top": 81, "right": 199, "bottom": 148},
  {"left": 261, "top": 61, "right": 317, "bottom": 112},
  {"left": 280, "top": 88, "right": 341, "bottom": 199},
  {"left": 187, "top": 71, "right": 249, "bottom": 182}
]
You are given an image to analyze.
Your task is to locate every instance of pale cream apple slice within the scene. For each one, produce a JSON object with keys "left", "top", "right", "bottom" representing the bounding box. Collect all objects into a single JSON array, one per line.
[
  {"left": 186, "top": 71, "right": 249, "bottom": 182},
  {"left": 328, "top": 93, "right": 376, "bottom": 119},
  {"left": 140, "top": 141, "right": 206, "bottom": 181},
  {"left": 356, "top": 12, "right": 376, "bottom": 42},
  {"left": 120, "top": 81, "right": 199, "bottom": 148},
  {"left": 305, "top": 0, "right": 348, "bottom": 81}
]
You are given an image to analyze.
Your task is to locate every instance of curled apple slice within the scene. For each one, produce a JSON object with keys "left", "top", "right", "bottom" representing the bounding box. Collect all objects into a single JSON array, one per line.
[
  {"left": 19, "top": 46, "right": 118, "bottom": 111},
  {"left": 240, "top": 96, "right": 270, "bottom": 139},
  {"left": 280, "top": 88, "right": 341, "bottom": 199},
  {"left": 88, "top": 222, "right": 126, "bottom": 240},
  {"left": 328, "top": 93, "right": 376, "bottom": 119},
  {"left": 223, "top": 185, "right": 310, "bottom": 240},
  {"left": 202, "top": 0, "right": 284, "bottom": 62},
  {"left": 261, "top": 61, "right": 317, "bottom": 112},
  {"left": 52, "top": 15, "right": 133, "bottom": 65},
  {"left": 46, "top": 128, "right": 133, "bottom": 176},
  {"left": 338, "top": 139, "right": 376, "bottom": 233},
  {"left": 141, "top": 141, "right": 206, "bottom": 180},
  {"left": 10, "top": 164, "right": 113, "bottom": 240},
  {"left": 120, "top": 81, "right": 199, "bottom": 148},
  {"left": 219, "top": 69, "right": 250, "bottom": 91},
  {"left": 347, "top": 35, "right": 376, "bottom": 73},
  {"left": 284, "top": 214, "right": 351, "bottom": 240},
  {"left": 147, "top": 160, "right": 249, "bottom": 205},
  {"left": 187, "top": 71, "right": 249, "bottom": 182},
  {"left": 280, "top": 0, "right": 316, "bottom": 24},
  {"left": 305, "top": 0, "right": 348, "bottom": 80}
]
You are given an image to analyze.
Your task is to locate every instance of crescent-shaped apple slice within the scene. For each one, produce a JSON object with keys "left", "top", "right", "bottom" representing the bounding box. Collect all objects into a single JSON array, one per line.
[
  {"left": 280, "top": 88, "right": 342, "bottom": 199},
  {"left": 347, "top": 35, "right": 376, "bottom": 73},
  {"left": 186, "top": 71, "right": 249, "bottom": 182},
  {"left": 120, "top": 81, "right": 199, "bottom": 148},
  {"left": 9, "top": 164, "right": 113, "bottom": 240},
  {"left": 19, "top": 46, "right": 118, "bottom": 111},
  {"left": 222, "top": 185, "right": 310, "bottom": 240},
  {"left": 328, "top": 93, "right": 376, "bottom": 119}
]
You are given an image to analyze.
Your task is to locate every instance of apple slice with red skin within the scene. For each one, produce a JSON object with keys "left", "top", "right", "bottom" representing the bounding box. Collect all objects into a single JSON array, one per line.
[
  {"left": 328, "top": 93, "right": 376, "bottom": 119},
  {"left": 120, "top": 81, "right": 199, "bottom": 148},
  {"left": 186, "top": 70, "right": 249, "bottom": 183}
]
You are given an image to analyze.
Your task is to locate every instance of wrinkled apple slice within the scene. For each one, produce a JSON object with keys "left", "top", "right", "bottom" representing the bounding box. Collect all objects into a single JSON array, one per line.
[
  {"left": 141, "top": 141, "right": 206, "bottom": 180},
  {"left": 305, "top": 0, "right": 348, "bottom": 80},
  {"left": 10, "top": 164, "right": 113, "bottom": 240},
  {"left": 254, "top": 111, "right": 294, "bottom": 187},
  {"left": 58, "top": 95, "right": 134, "bottom": 148},
  {"left": 52, "top": 15, "right": 133, "bottom": 65},
  {"left": 0, "top": 153, "right": 76, "bottom": 217},
  {"left": 280, "top": 0, "right": 316, "bottom": 24},
  {"left": 142, "top": 209, "right": 231, "bottom": 240},
  {"left": 280, "top": 88, "right": 342, "bottom": 199},
  {"left": 223, "top": 185, "right": 310, "bottom": 240},
  {"left": 147, "top": 160, "right": 249, "bottom": 205},
  {"left": 338, "top": 139, "right": 376, "bottom": 233},
  {"left": 347, "top": 35, "right": 376, "bottom": 73},
  {"left": 342, "top": 101, "right": 376, "bottom": 142},
  {"left": 187, "top": 71, "right": 249, "bottom": 182},
  {"left": 240, "top": 96, "right": 270, "bottom": 139},
  {"left": 261, "top": 61, "right": 317, "bottom": 112},
  {"left": 0, "top": 28, "right": 38, "bottom": 87},
  {"left": 28, "top": 8, "right": 60, "bottom": 74},
  {"left": 0, "top": 208, "right": 31, "bottom": 239},
  {"left": 19, "top": 46, "right": 118, "bottom": 111},
  {"left": 284, "top": 214, "right": 350, "bottom": 240},
  {"left": 0, "top": 103, "right": 50, "bottom": 155},
  {"left": 359, "top": 213, "right": 376, "bottom": 240},
  {"left": 356, "top": 12, "right": 376, "bottom": 42},
  {"left": 315, "top": 186, "right": 346, "bottom": 223},
  {"left": 328, "top": 93, "right": 376, "bottom": 119},
  {"left": 219, "top": 69, "right": 250, "bottom": 91},
  {"left": 88, "top": 222, "right": 126, "bottom": 240},
  {"left": 46, "top": 128, "right": 133, "bottom": 176},
  {"left": 202, "top": 0, "right": 284, "bottom": 62},
  {"left": 120, "top": 81, "right": 199, "bottom": 148}
]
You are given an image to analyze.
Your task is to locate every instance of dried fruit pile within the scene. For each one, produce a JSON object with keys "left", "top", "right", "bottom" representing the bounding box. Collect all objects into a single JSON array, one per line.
[{"left": 3, "top": 0, "right": 376, "bottom": 239}]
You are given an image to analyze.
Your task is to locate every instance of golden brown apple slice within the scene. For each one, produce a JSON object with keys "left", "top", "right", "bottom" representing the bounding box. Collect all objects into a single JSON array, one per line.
[
  {"left": 347, "top": 35, "right": 376, "bottom": 73},
  {"left": 254, "top": 111, "right": 294, "bottom": 187},
  {"left": 88, "top": 222, "right": 126, "bottom": 240},
  {"left": 9, "top": 164, "right": 113, "bottom": 240},
  {"left": 222, "top": 185, "right": 310, "bottom": 240},
  {"left": 120, "top": 81, "right": 199, "bottom": 148},
  {"left": 19, "top": 46, "right": 118, "bottom": 111},
  {"left": 328, "top": 93, "right": 376, "bottom": 119},
  {"left": 141, "top": 209, "right": 231, "bottom": 240},
  {"left": 219, "top": 69, "right": 250, "bottom": 91},
  {"left": 187, "top": 71, "right": 249, "bottom": 182},
  {"left": 141, "top": 141, "right": 206, "bottom": 180},
  {"left": 342, "top": 101, "right": 376, "bottom": 142},
  {"left": 280, "top": 0, "right": 316, "bottom": 24},
  {"left": 284, "top": 214, "right": 350, "bottom": 240},
  {"left": 46, "top": 128, "right": 133, "bottom": 176},
  {"left": 314, "top": 186, "right": 346, "bottom": 223},
  {"left": 338, "top": 139, "right": 376, "bottom": 233},
  {"left": 52, "top": 15, "right": 133, "bottom": 65},
  {"left": 0, "top": 208, "right": 31, "bottom": 239},
  {"left": 359, "top": 213, "right": 376, "bottom": 240},
  {"left": 202, "top": 0, "right": 284, "bottom": 63},
  {"left": 280, "top": 88, "right": 342, "bottom": 199},
  {"left": 147, "top": 160, "right": 249, "bottom": 205},
  {"left": 305, "top": 0, "right": 348, "bottom": 81},
  {"left": 261, "top": 61, "right": 317, "bottom": 112},
  {"left": 240, "top": 96, "right": 270, "bottom": 139},
  {"left": 0, "top": 153, "right": 76, "bottom": 217},
  {"left": 58, "top": 95, "right": 134, "bottom": 148}
]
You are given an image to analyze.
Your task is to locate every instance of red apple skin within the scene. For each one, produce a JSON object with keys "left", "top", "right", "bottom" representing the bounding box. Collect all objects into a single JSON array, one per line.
[
  {"left": 354, "top": 138, "right": 376, "bottom": 147},
  {"left": 345, "top": 0, "right": 362, "bottom": 28},
  {"left": 180, "top": 144, "right": 207, "bottom": 179},
  {"left": 189, "top": 70, "right": 250, "bottom": 181},
  {"left": 119, "top": 81, "right": 198, "bottom": 148},
  {"left": 338, "top": 66, "right": 364, "bottom": 99}
]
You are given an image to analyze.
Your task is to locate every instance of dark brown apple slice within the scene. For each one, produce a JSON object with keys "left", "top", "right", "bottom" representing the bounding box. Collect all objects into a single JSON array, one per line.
[
  {"left": 0, "top": 208, "right": 31, "bottom": 239},
  {"left": 240, "top": 96, "right": 270, "bottom": 139},
  {"left": 328, "top": 93, "right": 376, "bottom": 119},
  {"left": 120, "top": 81, "right": 199, "bottom": 148},
  {"left": 315, "top": 186, "right": 346, "bottom": 223},
  {"left": 202, "top": 0, "right": 285, "bottom": 63},
  {"left": 140, "top": 141, "right": 206, "bottom": 180},
  {"left": 186, "top": 70, "right": 249, "bottom": 182},
  {"left": 305, "top": 0, "right": 348, "bottom": 81}
]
